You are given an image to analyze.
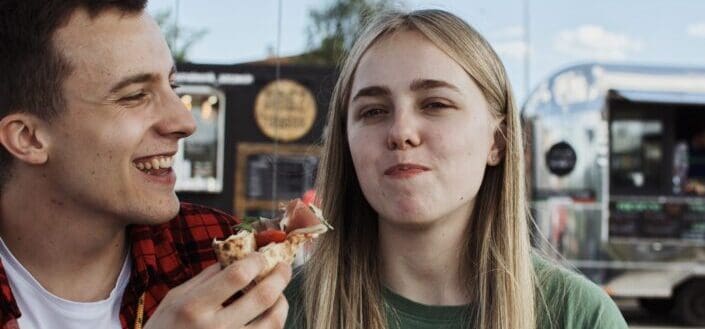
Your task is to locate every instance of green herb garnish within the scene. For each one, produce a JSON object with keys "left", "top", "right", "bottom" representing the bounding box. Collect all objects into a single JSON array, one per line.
[{"left": 234, "top": 216, "right": 264, "bottom": 232}]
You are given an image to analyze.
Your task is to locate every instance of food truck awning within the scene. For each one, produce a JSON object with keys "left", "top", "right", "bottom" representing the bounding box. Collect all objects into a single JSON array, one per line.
[{"left": 609, "top": 89, "right": 705, "bottom": 106}]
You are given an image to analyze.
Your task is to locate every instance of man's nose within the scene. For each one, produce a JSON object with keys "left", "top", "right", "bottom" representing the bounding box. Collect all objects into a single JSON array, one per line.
[{"left": 155, "top": 88, "right": 197, "bottom": 139}]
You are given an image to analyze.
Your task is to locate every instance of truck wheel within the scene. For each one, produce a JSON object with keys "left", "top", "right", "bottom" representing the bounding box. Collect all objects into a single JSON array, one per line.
[
  {"left": 675, "top": 280, "right": 705, "bottom": 326},
  {"left": 638, "top": 298, "right": 674, "bottom": 315}
]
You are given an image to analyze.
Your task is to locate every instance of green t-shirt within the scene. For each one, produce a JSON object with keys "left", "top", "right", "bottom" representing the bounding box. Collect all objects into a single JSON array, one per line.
[{"left": 284, "top": 256, "right": 628, "bottom": 329}]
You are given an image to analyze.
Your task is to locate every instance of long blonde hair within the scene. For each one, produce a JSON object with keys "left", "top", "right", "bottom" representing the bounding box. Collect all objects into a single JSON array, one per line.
[{"left": 302, "top": 9, "right": 536, "bottom": 329}]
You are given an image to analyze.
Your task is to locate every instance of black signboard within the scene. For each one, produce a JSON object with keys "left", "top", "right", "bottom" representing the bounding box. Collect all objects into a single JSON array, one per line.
[
  {"left": 173, "top": 63, "right": 335, "bottom": 214},
  {"left": 545, "top": 141, "right": 577, "bottom": 176}
]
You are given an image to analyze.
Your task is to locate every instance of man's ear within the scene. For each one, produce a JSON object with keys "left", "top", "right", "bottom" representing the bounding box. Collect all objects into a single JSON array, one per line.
[
  {"left": 487, "top": 121, "right": 507, "bottom": 166},
  {"left": 0, "top": 113, "right": 50, "bottom": 165}
]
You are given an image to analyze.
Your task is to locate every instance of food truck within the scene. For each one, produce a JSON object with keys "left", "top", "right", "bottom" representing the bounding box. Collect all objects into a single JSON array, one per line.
[
  {"left": 523, "top": 63, "right": 705, "bottom": 325},
  {"left": 170, "top": 62, "right": 335, "bottom": 218}
]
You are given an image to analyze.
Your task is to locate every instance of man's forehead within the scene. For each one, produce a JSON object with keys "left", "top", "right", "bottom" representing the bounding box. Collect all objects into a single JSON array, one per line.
[
  {"left": 53, "top": 7, "right": 173, "bottom": 88},
  {"left": 55, "top": 6, "right": 151, "bottom": 43}
]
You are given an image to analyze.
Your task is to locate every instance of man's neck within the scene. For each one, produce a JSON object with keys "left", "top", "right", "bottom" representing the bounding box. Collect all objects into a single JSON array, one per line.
[
  {"left": 378, "top": 209, "right": 473, "bottom": 306},
  {"left": 0, "top": 182, "right": 129, "bottom": 302}
]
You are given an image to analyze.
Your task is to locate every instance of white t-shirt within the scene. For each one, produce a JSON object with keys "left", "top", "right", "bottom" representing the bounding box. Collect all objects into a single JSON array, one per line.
[{"left": 0, "top": 237, "right": 130, "bottom": 329}]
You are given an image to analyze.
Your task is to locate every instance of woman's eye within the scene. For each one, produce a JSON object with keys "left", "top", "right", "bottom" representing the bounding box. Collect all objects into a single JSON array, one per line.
[
  {"left": 361, "top": 108, "right": 386, "bottom": 118},
  {"left": 170, "top": 82, "right": 181, "bottom": 90},
  {"left": 422, "top": 101, "right": 450, "bottom": 110}
]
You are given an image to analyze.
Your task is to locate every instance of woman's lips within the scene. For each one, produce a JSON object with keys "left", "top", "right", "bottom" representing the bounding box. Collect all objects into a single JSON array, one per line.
[{"left": 384, "top": 164, "right": 430, "bottom": 178}]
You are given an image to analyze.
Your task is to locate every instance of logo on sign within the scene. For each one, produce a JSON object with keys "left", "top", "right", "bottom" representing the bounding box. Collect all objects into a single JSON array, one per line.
[
  {"left": 545, "top": 141, "right": 577, "bottom": 176},
  {"left": 254, "top": 80, "right": 317, "bottom": 142}
]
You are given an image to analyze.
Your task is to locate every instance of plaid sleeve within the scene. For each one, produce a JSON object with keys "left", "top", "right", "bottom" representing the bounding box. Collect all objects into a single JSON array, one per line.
[
  {"left": 169, "top": 203, "right": 239, "bottom": 274},
  {"left": 122, "top": 203, "right": 242, "bottom": 328},
  {"left": 0, "top": 261, "right": 21, "bottom": 328}
]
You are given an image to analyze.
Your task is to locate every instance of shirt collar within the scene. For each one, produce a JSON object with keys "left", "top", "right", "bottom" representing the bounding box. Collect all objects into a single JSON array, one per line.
[{"left": 127, "top": 225, "right": 155, "bottom": 293}]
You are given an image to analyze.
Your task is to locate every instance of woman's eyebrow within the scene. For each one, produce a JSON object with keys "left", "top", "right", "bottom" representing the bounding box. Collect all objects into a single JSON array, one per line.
[
  {"left": 410, "top": 79, "right": 460, "bottom": 93},
  {"left": 351, "top": 85, "right": 391, "bottom": 101}
]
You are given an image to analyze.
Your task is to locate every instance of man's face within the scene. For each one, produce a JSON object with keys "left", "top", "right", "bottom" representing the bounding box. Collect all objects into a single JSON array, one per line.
[{"left": 45, "top": 8, "right": 196, "bottom": 225}]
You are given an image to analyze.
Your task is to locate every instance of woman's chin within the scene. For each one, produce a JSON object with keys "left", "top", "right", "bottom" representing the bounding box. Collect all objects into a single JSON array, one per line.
[{"left": 378, "top": 211, "right": 438, "bottom": 230}]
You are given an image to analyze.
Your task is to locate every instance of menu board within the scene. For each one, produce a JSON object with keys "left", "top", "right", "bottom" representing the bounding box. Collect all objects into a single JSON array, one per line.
[
  {"left": 609, "top": 197, "right": 705, "bottom": 242},
  {"left": 246, "top": 153, "right": 318, "bottom": 200},
  {"left": 234, "top": 143, "right": 320, "bottom": 217}
]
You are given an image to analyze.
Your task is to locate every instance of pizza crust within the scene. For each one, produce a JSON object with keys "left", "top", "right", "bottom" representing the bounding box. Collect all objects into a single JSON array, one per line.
[
  {"left": 212, "top": 232, "right": 316, "bottom": 280},
  {"left": 212, "top": 230, "right": 256, "bottom": 268}
]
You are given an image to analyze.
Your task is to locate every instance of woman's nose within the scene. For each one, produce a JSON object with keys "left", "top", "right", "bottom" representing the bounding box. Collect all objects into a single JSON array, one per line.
[{"left": 386, "top": 111, "right": 421, "bottom": 150}]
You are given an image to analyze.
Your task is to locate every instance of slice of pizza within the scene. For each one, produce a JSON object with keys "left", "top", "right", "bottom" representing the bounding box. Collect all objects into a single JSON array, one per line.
[{"left": 212, "top": 198, "right": 331, "bottom": 280}]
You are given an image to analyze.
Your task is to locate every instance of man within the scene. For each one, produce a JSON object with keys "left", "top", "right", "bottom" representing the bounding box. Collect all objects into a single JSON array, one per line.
[{"left": 0, "top": 1, "right": 290, "bottom": 328}]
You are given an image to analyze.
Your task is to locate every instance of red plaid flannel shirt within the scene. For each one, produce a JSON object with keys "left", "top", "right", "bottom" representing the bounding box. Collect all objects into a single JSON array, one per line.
[{"left": 0, "top": 203, "right": 238, "bottom": 329}]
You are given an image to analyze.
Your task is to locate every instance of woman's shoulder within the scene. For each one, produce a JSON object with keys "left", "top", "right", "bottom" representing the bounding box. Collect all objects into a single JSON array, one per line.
[{"left": 532, "top": 254, "right": 628, "bottom": 329}]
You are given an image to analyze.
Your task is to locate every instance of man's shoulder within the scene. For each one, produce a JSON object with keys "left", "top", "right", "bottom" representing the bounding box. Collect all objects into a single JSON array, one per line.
[
  {"left": 533, "top": 255, "right": 628, "bottom": 329},
  {"left": 164, "top": 202, "right": 238, "bottom": 242},
  {"left": 131, "top": 203, "right": 237, "bottom": 245},
  {"left": 171, "top": 202, "right": 237, "bottom": 228},
  {"left": 128, "top": 203, "right": 238, "bottom": 283}
]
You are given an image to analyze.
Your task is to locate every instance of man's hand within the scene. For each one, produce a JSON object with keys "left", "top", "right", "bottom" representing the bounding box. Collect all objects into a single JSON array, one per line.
[{"left": 144, "top": 253, "right": 291, "bottom": 329}]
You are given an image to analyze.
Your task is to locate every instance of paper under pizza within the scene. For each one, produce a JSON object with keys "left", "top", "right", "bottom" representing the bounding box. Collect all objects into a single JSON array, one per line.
[{"left": 212, "top": 198, "right": 331, "bottom": 279}]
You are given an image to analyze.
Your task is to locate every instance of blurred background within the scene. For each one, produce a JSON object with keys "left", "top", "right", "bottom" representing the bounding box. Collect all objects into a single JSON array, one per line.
[
  {"left": 148, "top": 1, "right": 705, "bottom": 327},
  {"left": 146, "top": 0, "right": 705, "bottom": 102}
]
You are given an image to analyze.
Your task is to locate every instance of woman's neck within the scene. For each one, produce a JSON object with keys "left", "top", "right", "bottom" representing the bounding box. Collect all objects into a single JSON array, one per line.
[{"left": 378, "top": 209, "right": 472, "bottom": 306}]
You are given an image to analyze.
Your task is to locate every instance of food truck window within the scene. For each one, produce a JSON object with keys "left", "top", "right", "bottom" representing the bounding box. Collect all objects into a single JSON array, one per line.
[
  {"left": 246, "top": 154, "right": 318, "bottom": 201},
  {"left": 674, "top": 107, "right": 705, "bottom": 196},
  {"left": 174, "top": 86, "right": 225, "bottom": 192},
  {"left": 610, "top": 119, "right": 664, "bottom": 194},
  {"left": 234, "top": 143, "right": 320, "bottom": 219}
]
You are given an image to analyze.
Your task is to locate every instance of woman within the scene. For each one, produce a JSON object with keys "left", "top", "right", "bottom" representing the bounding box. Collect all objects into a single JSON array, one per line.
[{"left": 285, "top": 9, "right": 627, "bottom": 329}]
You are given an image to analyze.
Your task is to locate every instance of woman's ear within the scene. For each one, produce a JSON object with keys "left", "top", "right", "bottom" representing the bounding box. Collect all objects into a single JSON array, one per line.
[
  {"left": 487, "top": 121, "right": 506, "bottom": 166},
  {"left": 0, "top": 113, "right": 50, "bottom": 165}
]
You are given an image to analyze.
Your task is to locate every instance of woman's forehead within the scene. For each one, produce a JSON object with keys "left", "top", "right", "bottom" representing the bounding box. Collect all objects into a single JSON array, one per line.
[{"left": 352, "top": 31, "right": 471, "bottom": 91}]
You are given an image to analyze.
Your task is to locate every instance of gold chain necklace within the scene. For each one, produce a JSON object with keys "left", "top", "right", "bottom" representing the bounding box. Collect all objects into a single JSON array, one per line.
[{"left": 133, "top": 292, "right": 146, "bottom": 329}]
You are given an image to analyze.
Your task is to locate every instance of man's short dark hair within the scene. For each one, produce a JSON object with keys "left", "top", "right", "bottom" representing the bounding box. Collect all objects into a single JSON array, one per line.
[{"left": 0, "top": 0, "right": 148, "bottom": 188}]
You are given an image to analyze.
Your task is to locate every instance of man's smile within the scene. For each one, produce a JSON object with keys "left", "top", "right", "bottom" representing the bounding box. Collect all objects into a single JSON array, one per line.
[{"left": 132, "top": 155, "right": 174, "bottom": 173}]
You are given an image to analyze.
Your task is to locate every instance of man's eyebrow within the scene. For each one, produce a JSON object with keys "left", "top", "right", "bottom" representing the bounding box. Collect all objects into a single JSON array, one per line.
[
  {"left": 409, "top": 79, "right": 461, "bottom": 93},
  {"left": 109, "top": 65, "right": 177, "bottom": 93},
  {"left": 109, "top": 73, "right": 155, "bottom": 93},
  {"left": 351, "top": 86, "right": 391, "bottom": 101}
]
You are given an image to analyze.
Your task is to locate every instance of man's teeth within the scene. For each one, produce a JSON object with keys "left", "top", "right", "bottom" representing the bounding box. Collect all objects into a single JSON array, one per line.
[{"left": 133, "top": 156, "right": 174, "bottom": 171}]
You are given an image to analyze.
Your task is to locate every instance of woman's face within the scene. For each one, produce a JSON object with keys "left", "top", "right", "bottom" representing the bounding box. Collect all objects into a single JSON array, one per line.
[{"left": 347, "top": 30, "right": 502, "bottom": 228}]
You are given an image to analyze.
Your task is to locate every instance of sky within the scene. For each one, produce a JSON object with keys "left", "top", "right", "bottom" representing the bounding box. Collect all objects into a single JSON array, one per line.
[{"left": 146, "top": 0, "right": 705, "bottom": 103}]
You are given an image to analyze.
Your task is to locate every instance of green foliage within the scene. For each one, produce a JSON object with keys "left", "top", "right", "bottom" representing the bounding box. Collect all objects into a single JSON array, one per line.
[
  {"left": 297, "top": 0, "right": 397, "bottom": 66},
  {"left": 153, "top": 8, "right": 208, "bottom": 63}
]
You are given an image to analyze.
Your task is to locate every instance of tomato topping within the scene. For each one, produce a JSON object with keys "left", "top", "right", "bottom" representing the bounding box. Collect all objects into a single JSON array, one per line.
[
  {"left": 255, "top": 229, "right": 287, "bottom": 248},
  {"left": 302, "top": 190, "right": 316, "bottom": 205}
]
